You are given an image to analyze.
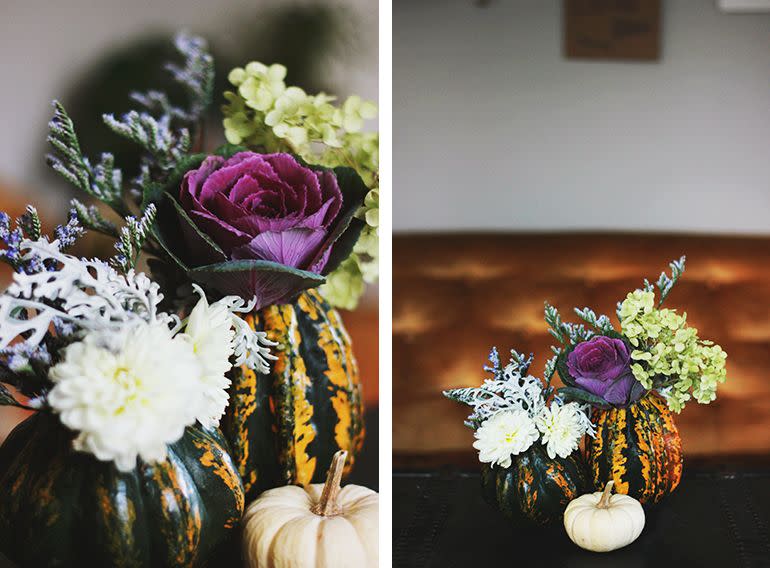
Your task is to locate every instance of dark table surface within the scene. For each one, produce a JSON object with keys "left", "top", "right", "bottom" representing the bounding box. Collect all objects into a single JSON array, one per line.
[{"left": 394, "top": 467, "right": 770, "bottom": 568}]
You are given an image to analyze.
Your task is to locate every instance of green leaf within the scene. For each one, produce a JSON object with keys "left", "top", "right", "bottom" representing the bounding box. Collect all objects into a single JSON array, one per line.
[
  {"left": 149, "top": 223, "right": 189, "bottom": 272},
  {"left": 555, "top": 350, "right": 578, "bottom": 388},
  {"left": 188, "top": 259, "right": 325, "bottom": 307},
  {"left": 557, "top": 387, "right": 610, "bottom": 408},
  {"left": 190, "top": 258, "right": 326, "bottom": 277},
  {"left": 335, "top": 165, "right": 370, "bottom": 202},
  {"left": 313, "top": 165, "right": 369, "bottom": 275},
  {"left": 147, "top": 191, "right": 228, "bottom": 274},
  {"left": 166, "top": 193, "right": 227, "bottom": 259},
  {"left": 320, "top": 217, "right": 365, "bottom": 276}
]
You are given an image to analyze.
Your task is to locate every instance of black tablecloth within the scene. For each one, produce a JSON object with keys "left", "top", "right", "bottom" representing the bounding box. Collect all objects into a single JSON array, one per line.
[{"left": 394, "top": 469, "right": 770, "bottom": 568}]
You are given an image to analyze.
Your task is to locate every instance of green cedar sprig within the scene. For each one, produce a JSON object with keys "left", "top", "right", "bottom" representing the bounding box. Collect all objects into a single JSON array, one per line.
[
  {"left": 111, "top": 204, "right": 158, "bottom": 273},
  {"left": 618, "top": 255, "right": 687, "bottom": 318},
  {"left": 102, "top": 112, "right": 191, "bottom": 173},
  {"left": 164, "top": 32, "right": 215, "bottom": 121},
  {"left": 47, "top": 32, "right": 214, "bottom": 217},
  {"left": 573, "top": 306, "right": 615, "bottom": 334},
  {"left": 103, "top": 32, "right": 214, "bottom": 202},
  {"left": 69, "top": 199, "right": 119, "bottom": 238},
  {"left": 46, "top": 101, "right": 126, "bottom": 215},
  {"left": 654, "top": 256, "right": 686, "bottom": 306},
  {"left": 543, "top": 355, "right": 558, "bottom": 390},
  {"left": 544, "top": 302, "right": 594, "bottom": 352},
  {"left": 17, "top": 206, "right": 42, "bottom": 241},
  {"left": 641, "top": 256, "right": 686, "bottom": 306}
]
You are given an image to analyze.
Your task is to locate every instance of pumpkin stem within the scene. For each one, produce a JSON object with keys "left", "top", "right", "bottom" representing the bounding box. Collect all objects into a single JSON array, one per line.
[
  {"left": 597, "top": 480, "right": 614, "bottom": 509},
  {"left": 311, "top": 450, "right": 347, "bottom": 517}
]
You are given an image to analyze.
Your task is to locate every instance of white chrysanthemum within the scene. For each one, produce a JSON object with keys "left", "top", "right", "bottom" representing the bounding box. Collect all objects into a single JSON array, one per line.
[
  {"left": 536, "top": 402, "right": 587, "bottom": 459},
  {"left": 472, "top": 409, "right": 539, "bottom": 468},
  {"left": 183, "top": 293, "right": 237, "bottom": 428},
  {"left": 48, "top": 322, "right": 201, "bottom": 471}
]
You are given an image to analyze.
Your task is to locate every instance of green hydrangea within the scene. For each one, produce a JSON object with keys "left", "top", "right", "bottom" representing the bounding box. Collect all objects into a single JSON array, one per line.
[
  {"left": 222, "top": 62, "right": 379, "bottom": 310},
  {"left": 319, "top": 256, "right": 365, "bottom": 311},
  {"left": 619, "top": 290, "right": 727, "bottom": 413}
]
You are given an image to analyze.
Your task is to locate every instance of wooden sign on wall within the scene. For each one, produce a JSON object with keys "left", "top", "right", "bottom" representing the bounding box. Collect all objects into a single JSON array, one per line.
[{"left": 564, "top": 0, "right": 661, "bottom": 61}]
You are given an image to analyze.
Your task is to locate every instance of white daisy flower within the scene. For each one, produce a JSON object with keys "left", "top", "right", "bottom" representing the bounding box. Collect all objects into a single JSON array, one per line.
[
  {"left": 472, "top": 409, "right": 539, "bottom": 468},
  {"left": 183, "top": 292, "right": 237, "bottom": 428},
  {"left": 536, "top": 402, "right": 588, "bottom": 459},
  {"left": 48, "top": 321, "right": 201, "bottom": 471}
]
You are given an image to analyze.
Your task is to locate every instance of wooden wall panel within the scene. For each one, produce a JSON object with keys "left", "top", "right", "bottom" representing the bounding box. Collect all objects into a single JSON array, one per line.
[{"left": 394, "top": 233, "right": 770, "bottom": 464}]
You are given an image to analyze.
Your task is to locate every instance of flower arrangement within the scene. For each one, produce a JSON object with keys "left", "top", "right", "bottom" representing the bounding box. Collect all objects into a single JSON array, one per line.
[
  {"left": 443, "top": 257, "right": 728, "bottom": 518},
  {"left": 444, "top": 348, "right": 594, "bottom": 465},
  {"left": 0, "top": 32, "right": 377, "bottom": 566}
]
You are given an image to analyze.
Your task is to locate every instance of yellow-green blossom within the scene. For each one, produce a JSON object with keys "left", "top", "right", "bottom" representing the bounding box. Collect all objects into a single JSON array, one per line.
[
  {"left": 222, "top": 62, "right": 379, "bottom": 309},
  {"left": 619, "top": 290, "right": 727, "bottom": 413},
  {"left": 319, "top": 256, "right": 366, "bottom": 311}
]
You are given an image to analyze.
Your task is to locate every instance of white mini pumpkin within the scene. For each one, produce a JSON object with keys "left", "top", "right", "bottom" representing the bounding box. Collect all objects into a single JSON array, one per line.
[
  {"left": 563, "top": 481, "right": 645, "bottom": 552},
  {"left": 243, "top": 450, "right": 378, "bottom": 568}
]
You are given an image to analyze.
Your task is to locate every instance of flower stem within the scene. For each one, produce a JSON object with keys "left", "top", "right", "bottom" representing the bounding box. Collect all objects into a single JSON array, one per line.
[
  {"left": 598, "top": 480, "right": 614, "bottom": 509},
  {"left": 311, "top": 450, "right": 347, "bottom": 517}
]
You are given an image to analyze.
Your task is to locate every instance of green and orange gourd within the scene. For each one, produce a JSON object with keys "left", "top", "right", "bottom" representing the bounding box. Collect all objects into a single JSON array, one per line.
[
  {"left": 481, "top": 443, "right": 589, "bottom": 525},
  {"left": 0, "top": 412, "right": 244, "bottom": 568},
  {"left": 586, "top": 393, "right": 682, "bottom": 505},
  {"left": 222, "top": 288, "right": 365, "bottom": 500}
]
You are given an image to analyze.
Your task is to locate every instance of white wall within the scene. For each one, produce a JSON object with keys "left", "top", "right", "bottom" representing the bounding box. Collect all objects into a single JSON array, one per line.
[
  {"left": 0, "top": 0, "right": 378, "bottom": 205},
  {"left": 394, "top": 0, "right": 770, "bottom": 234}
]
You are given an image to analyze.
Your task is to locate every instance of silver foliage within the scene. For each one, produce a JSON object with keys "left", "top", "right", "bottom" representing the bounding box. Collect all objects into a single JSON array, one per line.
[
  {"left": 0, "top": 239, "right": 173, "bottom": 350},
  {"left": 190, "top": 284, "right": 278, "bottom": 374},
  {"left": 444, "top": 363, "right": 546, "bottom": 429},
  {"left": 230, "top": 312, "right": 278, "bottom": 373},
  {"left": 1, "top": 241, "right": 278, "bottom": 377}
]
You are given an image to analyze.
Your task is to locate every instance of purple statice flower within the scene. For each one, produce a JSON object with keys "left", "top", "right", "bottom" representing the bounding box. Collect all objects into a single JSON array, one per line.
[
  {"left": 0, "top": 342, "right": 52, "bottom": 372},
  {"left": 0, "top": 208, "right": 83, "bottom": 274},
  {"left": 0, "top": 213, "right": 25, "bottom": 271},
  {"left": 54, "top": 211, "right": 85, "bottom": 251},
  {"left": 0, "top": 212, "right": 11, "bottom": 239}
]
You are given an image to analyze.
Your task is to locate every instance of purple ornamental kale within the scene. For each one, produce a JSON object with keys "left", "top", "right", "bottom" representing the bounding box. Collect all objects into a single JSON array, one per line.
[{"left": 566, "top": 336, "right": 642, "bottom": 406}]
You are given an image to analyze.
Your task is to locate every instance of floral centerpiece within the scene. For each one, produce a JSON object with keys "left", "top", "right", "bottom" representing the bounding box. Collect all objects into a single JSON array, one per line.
[
  {"left": 444, "top": 257, "right": 728, "bottom": 522},
  {"left": 0, "top": 32, "right": 377, "bottom": 566}
]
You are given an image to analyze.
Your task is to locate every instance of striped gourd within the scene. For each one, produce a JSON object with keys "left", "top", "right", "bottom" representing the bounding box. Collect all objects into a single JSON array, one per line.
[
  {"left": 587, "top": 393, "right": 682, "bottom": 505},
  {"left": 481, "top": 443, "right": 589, "bottom": 525},
  {"left": 0, "top": 413, "right": 244, "bottom": 568},
  {"left": 222, "top": 289, "right": 365, "bottom": 500}
]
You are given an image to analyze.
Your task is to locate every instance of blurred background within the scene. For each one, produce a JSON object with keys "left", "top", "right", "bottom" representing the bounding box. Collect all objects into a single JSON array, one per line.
[
  {"left": 0, "top": 0, "right": 379, "bottom": 445},
  {"left": 393, "top": 0, "right": 770, "bottom": 467}
]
